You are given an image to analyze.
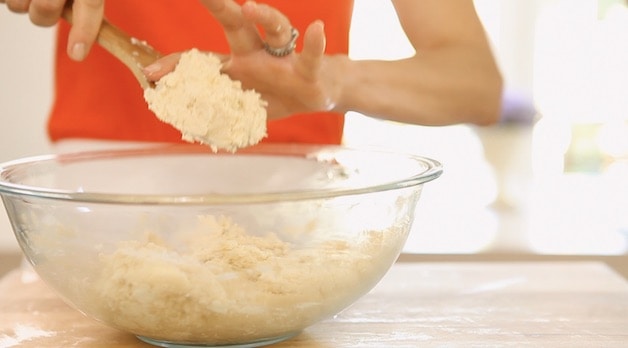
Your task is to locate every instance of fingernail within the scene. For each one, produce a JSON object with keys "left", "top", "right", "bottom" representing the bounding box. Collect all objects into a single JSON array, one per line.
[
  {"left": 143, "top": 63, "right": 162, "bottom": 76},
  {"left": 243, "top": 1, "right": 258, "bottom": 11},
  {"left": 314, "top": 19, "right": 324, "bottom": 31},
  {"left": 69, "top": 43, "right": 86, "bottom": 61}
]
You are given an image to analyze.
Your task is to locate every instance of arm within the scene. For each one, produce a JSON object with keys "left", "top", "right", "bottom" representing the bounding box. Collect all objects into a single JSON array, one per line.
[{"left": 336, "top": 0, "right": 503, "bottom": 125}]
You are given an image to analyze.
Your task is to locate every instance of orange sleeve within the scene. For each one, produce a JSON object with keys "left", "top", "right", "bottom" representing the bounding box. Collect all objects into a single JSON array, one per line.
[{"left": 48, "top": 0, "right": 354, "bottom": 145}]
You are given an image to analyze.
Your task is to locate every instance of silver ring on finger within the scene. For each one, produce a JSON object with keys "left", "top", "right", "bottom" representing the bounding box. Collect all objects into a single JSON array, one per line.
[{"left": 264, "top": 27, "right": 299, "bottom": 57}]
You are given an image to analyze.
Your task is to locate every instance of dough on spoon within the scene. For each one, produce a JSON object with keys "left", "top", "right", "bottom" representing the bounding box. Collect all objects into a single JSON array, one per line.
[{"left": 144, "top": 48, "right": 268, "bottom": 152}]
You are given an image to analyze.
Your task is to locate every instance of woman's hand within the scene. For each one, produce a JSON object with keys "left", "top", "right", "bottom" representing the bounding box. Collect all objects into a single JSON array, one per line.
[
  {"left": 144, "top": 0, "right": 502, "bottom": 126},
  {"left": 1, "top": 0, "right": 104, "bottom": 61},
  {"left": 144, "top": 0, "right": 346, "bottom": 120}
]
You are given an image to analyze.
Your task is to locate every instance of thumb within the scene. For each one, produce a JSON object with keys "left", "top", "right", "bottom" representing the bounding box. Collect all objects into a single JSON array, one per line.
[{"left": 143, "top": 53, "right": 181, "bottom": 82}]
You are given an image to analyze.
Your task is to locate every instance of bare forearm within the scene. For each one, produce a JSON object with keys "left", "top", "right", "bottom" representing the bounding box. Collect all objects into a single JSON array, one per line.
[{"left": 333, "top": 46, "right": 503, "bottom": 126}]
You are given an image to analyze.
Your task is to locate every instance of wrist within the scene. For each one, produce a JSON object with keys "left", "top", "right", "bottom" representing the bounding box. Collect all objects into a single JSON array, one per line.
[{"left": 326, "top": 55, "right": 354, "bottom": 114}]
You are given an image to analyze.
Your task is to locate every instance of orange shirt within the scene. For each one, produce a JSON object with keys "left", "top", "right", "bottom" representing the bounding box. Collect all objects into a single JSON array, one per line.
[{"left": 48, "top": 0, "right": 354, "bottom": 145}]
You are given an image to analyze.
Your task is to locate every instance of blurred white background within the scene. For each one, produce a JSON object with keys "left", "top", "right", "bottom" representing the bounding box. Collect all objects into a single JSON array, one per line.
[{"left": 1, "top": 1, "right": 628, "bottom": 259}]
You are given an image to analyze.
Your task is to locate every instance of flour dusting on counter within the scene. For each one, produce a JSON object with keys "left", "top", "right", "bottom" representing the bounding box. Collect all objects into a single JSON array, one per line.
[
  {"left": 144, "top": 49, "right": 268, "bottom": 152},
  {"left": 0, "top": 324, "right": 56, "bottom": 348}
]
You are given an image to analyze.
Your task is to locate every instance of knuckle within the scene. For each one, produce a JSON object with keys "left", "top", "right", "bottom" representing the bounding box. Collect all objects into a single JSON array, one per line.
[
  {"left": 30, "top": 0, "right": 62, "bottom": 15},
  {"left": 77, "top": 0, "right": 104, "bottom": 10},
  {"left": 28, "top": 0, "right": 64, "bottom": 25},
  {"left": 6, "top": 0, "right": 30, "bottom": 13}
]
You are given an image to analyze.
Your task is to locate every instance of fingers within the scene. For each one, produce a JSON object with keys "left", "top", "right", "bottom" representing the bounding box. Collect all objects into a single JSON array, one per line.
[
  {"left": 295, "top": 20, "right": 326, "bottom": 80},
  {"left": 3, "top": 0, "right": 104, "bottom": 61},
  {"left": 5, "top": 0, "right": 65, "bottom": 27},
  {"left": 6, "top": 0, "right": 65, "bottom": 27},
  {"left": 5, "top": 0, "right": 31, "bottom": 13},
  {"left": 200, "top": 0, "right": 325, "bottom": 84},
  {"left": 241, "top": 1, "right": 292, "bottom": 49},
  {"left": 199, "top": 0, "right": 260, "bottom": 54},
  {"left": 66, "top": 0, "right": 104, "bottom": 61},
  {"left": 27, "top": 0, "right": 65, "bottom": 26},
  {"left": 143, "top": 53, "right": 182, "bottom": 82},
  {"left": 144, "top": 52, "right": 231, "bottom": 82},
  {"left": 200, "top": 0, "right": 245, "bottom": 30}
]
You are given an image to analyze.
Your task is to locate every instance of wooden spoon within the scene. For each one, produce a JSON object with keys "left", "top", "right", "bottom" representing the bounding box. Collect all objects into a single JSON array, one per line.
[{"left": 61, "top": 6, "right": 162, "bottom": 89}]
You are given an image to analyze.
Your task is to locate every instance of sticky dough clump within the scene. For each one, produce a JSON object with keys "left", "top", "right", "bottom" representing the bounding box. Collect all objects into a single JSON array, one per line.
[{"left": 144, "top": 48, "right": 267, "bottom": 152}]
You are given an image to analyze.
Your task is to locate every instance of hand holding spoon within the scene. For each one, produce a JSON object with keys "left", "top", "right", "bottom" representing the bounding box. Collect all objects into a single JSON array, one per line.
[{"left": 61, "top": 6, "right": 162, "bottom": 89}]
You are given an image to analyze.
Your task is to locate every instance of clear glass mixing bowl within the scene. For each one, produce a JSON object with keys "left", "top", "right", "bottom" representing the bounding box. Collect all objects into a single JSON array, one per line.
[{"left": 0, "top": 143, "right": 442, "bottom": 348}]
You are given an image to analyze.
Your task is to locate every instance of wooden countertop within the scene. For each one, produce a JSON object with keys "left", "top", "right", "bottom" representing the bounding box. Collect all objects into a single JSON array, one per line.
[{"left": 1, "top": 261, "right": 628, "bottom": 347}]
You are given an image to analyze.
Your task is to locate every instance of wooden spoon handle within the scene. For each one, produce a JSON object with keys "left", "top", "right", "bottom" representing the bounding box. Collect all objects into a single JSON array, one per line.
[{"left": 61, "top": 6, "right": 162, "bottom": 89}]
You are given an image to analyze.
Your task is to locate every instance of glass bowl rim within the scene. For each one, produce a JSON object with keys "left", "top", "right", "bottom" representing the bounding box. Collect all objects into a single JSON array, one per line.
[{"left": 0, "top": 143, "right": 443, "bottom": 205}]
